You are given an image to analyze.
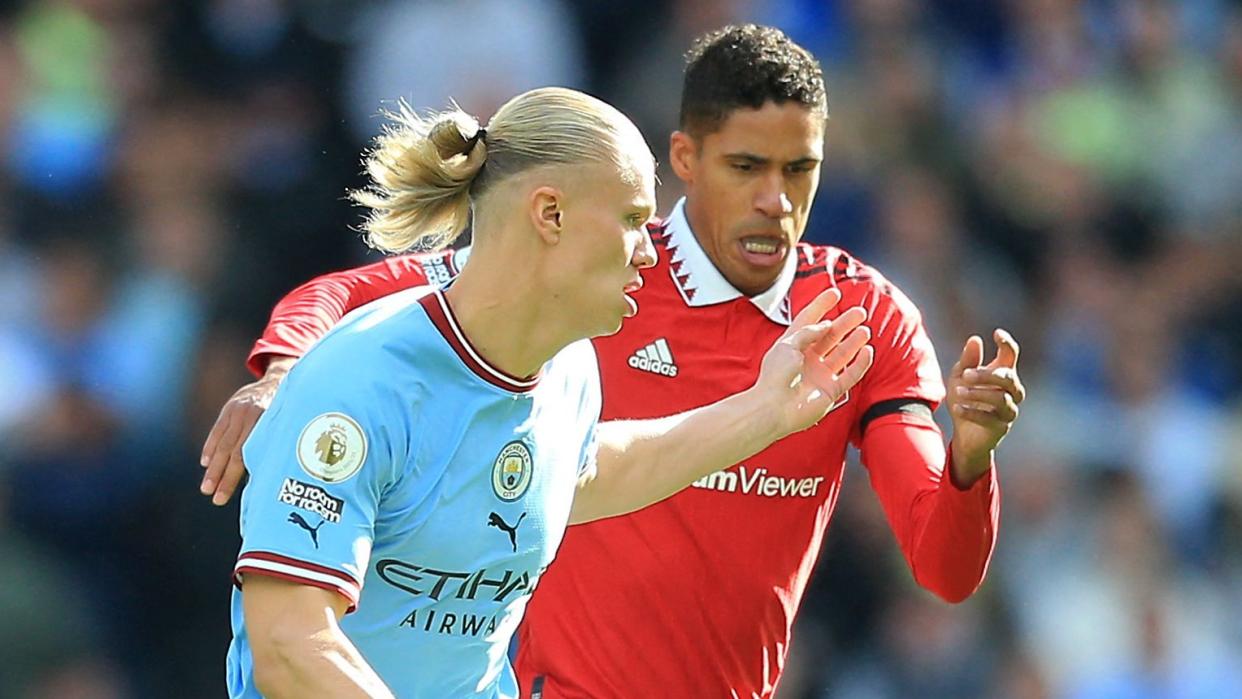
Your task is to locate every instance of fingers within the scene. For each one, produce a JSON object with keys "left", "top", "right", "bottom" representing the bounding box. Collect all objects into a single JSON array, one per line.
[
  {"left": 200, "top": 407, "right": 238, "bottom": 495},
  {"left": 835, "top": 344, "right": 874, "bottom": 393},
  {"left": 950, "top": 335, "right": 984, "bottom": 379},
  {"left": 950, "top": 404, "right": 1010, "bottom": 431},
  {"left": 789, "top": 288, "right": 843, "bottom": 331},
  {"left": 786, "top": 320, "right": 834, "bottom": 352},
  {"left": 953, "top": 386, "right": 1020, "bottom": 422},
  {"left": 212, "top": 450, "right": 248, "bottom": 506},
  {"left": 202, "top": 406, "right": 247, "bottom": 501},
  {"left": 819, "top": 324, "right": 871, "bottom": 375},
  {"left": 201, "top": 406, "right": 229, "bottom": 469},
  {"left": 988, "top": 328, "right": 1020, "bottom": 370},
  {"left": 803, "top": 339, "right": 874, "bottom": 397},
  {"left": 208, "top": 404, "right": 264, "bottom": 506},
  {"left": 808, "top": 306, "right": 867, "bottom": 358},
  {"left": 961, "top": 366, "right": 1026, "bottom": 404}
]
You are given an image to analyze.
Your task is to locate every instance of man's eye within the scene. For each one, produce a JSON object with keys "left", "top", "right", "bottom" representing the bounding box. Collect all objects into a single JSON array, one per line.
[{"left": 732, "top": 162, "right": 753, "bottom": 172}]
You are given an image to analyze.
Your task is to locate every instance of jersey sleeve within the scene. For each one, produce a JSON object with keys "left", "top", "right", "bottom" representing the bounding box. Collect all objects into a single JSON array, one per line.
[
  {"left": 847, "top": 276, "right": 945, "bottom": 446},
  {"left": 247, "top": 249, "right": 468, "bottom": 376},
  {"left": 233, "top": 345, "right": 412, "bottom": 612},
  {"left": 821, "top": 258, "right": 999, "bottom": 602},
  {"left": 859, "top": 420, "right": 999, "bottom": 603}
]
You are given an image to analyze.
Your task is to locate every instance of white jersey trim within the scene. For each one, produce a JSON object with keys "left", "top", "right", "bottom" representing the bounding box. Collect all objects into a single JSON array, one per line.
[{"left": 664, "top": 197, "right": 797, "bottom": 325}]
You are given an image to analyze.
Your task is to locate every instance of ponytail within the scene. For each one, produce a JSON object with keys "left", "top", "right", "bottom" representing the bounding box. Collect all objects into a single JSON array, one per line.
[
  {"left": 351, "top": 101, "right": 487, "bottom": 253},
  {"left": 352, "top": 88, "right": 651, "bottom": 253}
]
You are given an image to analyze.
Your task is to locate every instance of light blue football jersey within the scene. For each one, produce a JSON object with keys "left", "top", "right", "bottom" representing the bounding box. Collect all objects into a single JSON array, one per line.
[{"left": 226, "top": 285, "right": 601, "bottom": 698}]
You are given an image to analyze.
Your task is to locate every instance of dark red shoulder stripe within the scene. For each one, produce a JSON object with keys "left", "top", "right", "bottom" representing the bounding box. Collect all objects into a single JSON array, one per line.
[{"left": 417, "top": 290, "right": 541, "bottom": 393}]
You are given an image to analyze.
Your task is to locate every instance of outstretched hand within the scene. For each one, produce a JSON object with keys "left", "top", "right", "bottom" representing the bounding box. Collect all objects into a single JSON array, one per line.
[
  {"left": 946, "top": 329, "right": 1025, "bottom": 484},
  {"left": 753, "top": 288, "right": 874, "bottom": 439}
]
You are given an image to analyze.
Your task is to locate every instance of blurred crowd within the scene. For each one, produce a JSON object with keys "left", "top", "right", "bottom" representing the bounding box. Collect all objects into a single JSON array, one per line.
[{"left": 0, "top": 0, "right": 1238, "bottom": 697}]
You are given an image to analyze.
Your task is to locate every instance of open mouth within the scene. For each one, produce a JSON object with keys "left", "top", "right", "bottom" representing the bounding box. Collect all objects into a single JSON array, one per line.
[
  {"left": 622, "top": 276, "right": 643, "bottom": 317},
  {"left": 737, "top": 236, "right": 789, "bottom": 267}
]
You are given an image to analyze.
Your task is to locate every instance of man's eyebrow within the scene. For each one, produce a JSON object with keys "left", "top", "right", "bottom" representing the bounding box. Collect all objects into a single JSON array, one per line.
[
  {"left": 723, "top": 153, "right": 822, "bottom": 167},
  {"left": 723, "top": 152, "right": 769, "bottom": 165},
  {"left": 787, "top": 156, "right": 822, "bottom": 166}
]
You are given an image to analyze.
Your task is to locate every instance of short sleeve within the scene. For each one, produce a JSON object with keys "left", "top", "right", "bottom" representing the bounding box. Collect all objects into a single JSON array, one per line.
[{"left": 233, "top": 350, "right": 408, "bottom": 612}]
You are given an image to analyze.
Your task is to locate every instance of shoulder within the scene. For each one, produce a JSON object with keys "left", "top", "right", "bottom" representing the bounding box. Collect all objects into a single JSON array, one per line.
[
  {"left": 792, "top": 243, "right": 890, "bottom": 294},
  {"left": 546, "top": 339, "right": 602, "bottom": 405},
  {"left": 294, "top": 285, "right": 440, "bottom": 389},
  {"left": 564, "top": 338, "right": 601, "bottom": 370},
  {"left": 329, "top": 284, "right": 440, "bottom": 346},
  {"left": 549, "top": 339, "right": 601, "bottom": 385},
  {"left": 791, "top": 243, "right": 924, "bottom": 322},
  {"left": 394, "top": 247, "right": 470, "bottom": 284}
]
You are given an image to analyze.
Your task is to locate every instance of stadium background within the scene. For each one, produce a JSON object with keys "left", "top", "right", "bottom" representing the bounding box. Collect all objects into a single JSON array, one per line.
[{"left": 1, "top": 0, "right": 1240, "bottom": 697}]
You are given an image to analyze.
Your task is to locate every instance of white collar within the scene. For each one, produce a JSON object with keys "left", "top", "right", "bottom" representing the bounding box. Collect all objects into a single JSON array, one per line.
[{"left": 663, "top": 198, "right": 796, "bottom": 325}]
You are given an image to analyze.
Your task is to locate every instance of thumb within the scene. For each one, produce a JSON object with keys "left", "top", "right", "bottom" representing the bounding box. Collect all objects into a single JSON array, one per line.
[{"left": 951, "top": 335, "right": 984, "bottom": 378}]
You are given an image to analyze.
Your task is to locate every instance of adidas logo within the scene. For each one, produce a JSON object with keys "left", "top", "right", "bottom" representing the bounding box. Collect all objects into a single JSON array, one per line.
[{"left": 628, "top": 338, "right": 679, "bottom": 377}]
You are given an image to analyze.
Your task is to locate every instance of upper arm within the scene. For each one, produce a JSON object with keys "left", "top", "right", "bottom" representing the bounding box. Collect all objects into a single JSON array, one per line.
[
  {"left": 849, "top": 279, "right": 944, "bottom": 445},
  {"left": 235, "top": 340, "right": 411, "bottom": 611},
  {"left": 243, "top": 573, "right": 351, "bottom": 650}
]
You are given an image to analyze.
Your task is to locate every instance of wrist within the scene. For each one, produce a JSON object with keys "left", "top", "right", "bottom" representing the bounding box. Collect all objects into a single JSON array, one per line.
[
  {"left": 739, "top": 385, "right": 792, "bottom": 446},
  {"left": 264, "top": 356, "right": 297, "bottom": 381},
  {"left": 948, "top": 441, "right": 993, "bottom": 488}
]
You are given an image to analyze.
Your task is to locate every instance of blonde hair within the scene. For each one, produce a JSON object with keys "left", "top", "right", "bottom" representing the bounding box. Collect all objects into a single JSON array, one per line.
[{"left": 352, "top": 87, "right": 648, "bottom": 253}]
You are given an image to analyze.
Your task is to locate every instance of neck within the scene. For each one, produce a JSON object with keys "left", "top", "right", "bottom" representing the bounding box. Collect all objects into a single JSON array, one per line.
[{"left": 443, "top": 242, "right": 578, "bottom": 379}]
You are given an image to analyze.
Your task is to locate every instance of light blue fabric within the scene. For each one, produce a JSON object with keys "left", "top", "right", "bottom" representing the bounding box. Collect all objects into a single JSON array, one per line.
[{"left": 226, "top": 285, "right": 600, "bottom": 698}]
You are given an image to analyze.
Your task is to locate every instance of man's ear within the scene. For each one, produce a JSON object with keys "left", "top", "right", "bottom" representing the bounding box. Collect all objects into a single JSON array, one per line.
[
  {"left": 669, "top": 130, "right": 700, "bottom": 185},
  {"left": 529, "top": 185, "right": 564, "bottom": 246}
]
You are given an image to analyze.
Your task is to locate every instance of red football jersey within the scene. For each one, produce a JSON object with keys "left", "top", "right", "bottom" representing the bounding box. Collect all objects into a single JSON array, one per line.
[{"left": 247, "top": 200, "right": 1000, "bottom": 698}]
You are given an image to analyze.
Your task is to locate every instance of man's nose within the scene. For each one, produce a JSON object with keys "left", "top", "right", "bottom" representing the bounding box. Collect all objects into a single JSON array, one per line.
[
  {"left": 633, "top": 230, "right": 658, "bottom": 269},
  {"left": 754, "top": 173, "right": 793, "bottom": 218}
]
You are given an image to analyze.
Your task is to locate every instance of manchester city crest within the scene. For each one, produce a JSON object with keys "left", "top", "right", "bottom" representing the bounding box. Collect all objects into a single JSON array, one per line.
[
  {"left": 297, "top": 412, "right": 367, "bottom": 483},
  {"left": 492, "top": 440, "right": 533, "bottom": 502}
]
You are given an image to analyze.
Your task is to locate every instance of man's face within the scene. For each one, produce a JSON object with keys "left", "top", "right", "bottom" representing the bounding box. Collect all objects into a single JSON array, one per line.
[
  {"left": 671, "top": 102, "right": 825, "bottom": 297},
  {"left": 551, "top": 157, "right": 658, "bottom": 338}
]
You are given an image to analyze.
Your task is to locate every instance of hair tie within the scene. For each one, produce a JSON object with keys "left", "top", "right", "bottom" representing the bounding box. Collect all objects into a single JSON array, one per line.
[{"left": 469, "top": 127, "right": 487, "bottom": 149}]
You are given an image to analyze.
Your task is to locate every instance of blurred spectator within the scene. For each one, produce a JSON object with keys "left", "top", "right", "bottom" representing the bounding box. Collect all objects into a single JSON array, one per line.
[{"left": 343, "top": 0, "right": 586, "bottom": 138}]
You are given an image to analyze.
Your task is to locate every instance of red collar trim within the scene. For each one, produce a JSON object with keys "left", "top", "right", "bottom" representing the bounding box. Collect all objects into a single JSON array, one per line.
[{"left": 418, "top": 289, "right": 541, "bottom": 393}]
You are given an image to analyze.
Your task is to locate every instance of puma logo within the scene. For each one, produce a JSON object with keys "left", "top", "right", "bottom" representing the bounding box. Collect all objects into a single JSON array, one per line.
[
  {"left": 287, "top": 512, "right": 325, "bottom": 548},
  {"left": 487, "top": 512, "right": 526, "bottom": 552}
]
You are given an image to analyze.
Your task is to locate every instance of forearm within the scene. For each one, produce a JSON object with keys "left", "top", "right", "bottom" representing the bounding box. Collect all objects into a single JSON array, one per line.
[
  {"left": 910, "top": 446, "right": 998, "bottom": 602},
  {"left": 861, "top": 418, "right": 999, "bottom": 603},
  {"left": 264, "top": 355, "right": 297, "bottom": 380},
  {"left": 253, "top": 626, "right": 394, "bottom": 699},
  {"left": 570, "top": 388, "right": 783, "bottom": 524}
]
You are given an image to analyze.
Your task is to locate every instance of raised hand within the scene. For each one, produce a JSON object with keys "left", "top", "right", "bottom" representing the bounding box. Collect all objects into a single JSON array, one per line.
[
  {"left": 946, "top": 328, "right": 1025, "bottom": 485},
  {"left": 754, "top": 288, "right": 874, "bottom": 438}
]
